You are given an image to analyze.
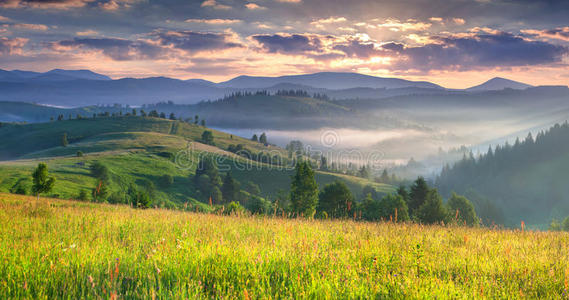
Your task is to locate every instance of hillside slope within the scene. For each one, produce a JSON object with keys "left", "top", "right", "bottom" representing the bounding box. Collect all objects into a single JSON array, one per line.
[
  {"left": 436, "top": 122, "right": 569, "bottom": 226},
  {"left": 0, "top": 117, "right": 393, "bottom": 207}
]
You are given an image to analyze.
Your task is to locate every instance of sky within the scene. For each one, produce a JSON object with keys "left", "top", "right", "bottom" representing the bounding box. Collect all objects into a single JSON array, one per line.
[{"left": 0, "top": 0, "right": 568, "bottom": 88}]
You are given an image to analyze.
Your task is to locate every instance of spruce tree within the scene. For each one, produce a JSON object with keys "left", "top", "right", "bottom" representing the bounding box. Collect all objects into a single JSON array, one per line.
[
  {"left": 290, "top": 161, "right": 318, "bottom": 217},
  {"left": 409, "top": 177, "right": 429, "bottom": 217}
]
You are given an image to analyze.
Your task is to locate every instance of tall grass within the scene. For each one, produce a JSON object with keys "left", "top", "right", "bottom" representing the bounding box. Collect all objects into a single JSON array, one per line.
[{"left": 1, "top": 193, "right": 568, "bottom": 299}]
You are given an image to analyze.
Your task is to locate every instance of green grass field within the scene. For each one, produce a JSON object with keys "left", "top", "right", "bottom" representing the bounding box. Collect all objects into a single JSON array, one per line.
[{"left": 1, "top": 193, "right": 568, "bottom": 299}]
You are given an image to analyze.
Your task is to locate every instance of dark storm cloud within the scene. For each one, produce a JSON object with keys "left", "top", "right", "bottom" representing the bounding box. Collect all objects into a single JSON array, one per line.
[
  {"left": 153, "top": 31, "right": 244, "bottom": 52},
  {"left": 251, "top": 34, "right": 323, "bottom": 54},
  {"left": 54, "top": 38, "right": 164, "bottom": 60},
  {"left": 0, "top": 0, "right": 92, "bottom": 9},
  {"left": 381, "top": 32, "right": 568, "bottom": 71}
]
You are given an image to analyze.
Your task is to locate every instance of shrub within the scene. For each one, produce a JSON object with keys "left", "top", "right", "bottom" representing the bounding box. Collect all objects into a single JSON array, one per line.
[{"left": 160, "top": 174, "right": 174, "bottom": 187}]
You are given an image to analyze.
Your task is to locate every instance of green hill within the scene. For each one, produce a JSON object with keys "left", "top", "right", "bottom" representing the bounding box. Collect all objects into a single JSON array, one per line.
[{"left": 0, "top": 116, "right": 393, "bottom": 208}]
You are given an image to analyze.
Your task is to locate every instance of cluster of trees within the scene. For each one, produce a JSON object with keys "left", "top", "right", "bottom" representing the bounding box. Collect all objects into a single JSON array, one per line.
[
  {"left": 549, "top": 216, "right": 569, "bottom": 231},
  {"left": 227, "top": 143, "right": 289, "bottom": 167},
  {"left": 375, "top": 169, "right": 403, "bottom": 185},
  {"left": 251, "top": 132, "right": 268, "bottom": 145},
  {"left": 48, "top": 107, "right": 197, "bottom": 125},
  {"left": 193, "top": 156, "right": 270, "bottom": 212},
  {"left": 287, "top": 162, "right": 478, "bottom": 226}
]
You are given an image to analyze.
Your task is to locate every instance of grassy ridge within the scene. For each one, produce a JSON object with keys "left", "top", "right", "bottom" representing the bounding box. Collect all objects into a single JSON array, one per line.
[
  {"left": 1, "top": 193, "right": 568, "bottom": 299},
  {"left": 0, "top": 117, "right": 393, "bottom": 206}
]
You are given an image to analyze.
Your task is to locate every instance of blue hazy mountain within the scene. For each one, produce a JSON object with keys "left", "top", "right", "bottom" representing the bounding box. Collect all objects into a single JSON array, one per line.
[
  {"left": 467, "top": 77, "right": 532, "bottom": 92},
  {"left": 219, "top": 72, "right": 443, "bottom": 90}
]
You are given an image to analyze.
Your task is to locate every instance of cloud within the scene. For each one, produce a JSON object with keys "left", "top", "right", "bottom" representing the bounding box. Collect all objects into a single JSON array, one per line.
[
  {"left": 0, "top": 16, "right": 11, "bottom": 22},
  {"left": 185, "top": 19, "right": 241, "bottom": 25},
  {"left": 522, "top": 27, "right": 569, "bottom": 42},
  {"left": 0, "top": 0, "right": 93, "bottom": 9},
  {"left": 429, "top": 17, "right": 443, "bottom": 23},
  {"left": 200, "top": 0, "right": 230, "bottom": 10},
  {"left": 0, "top": 37, "right": 28, "bottom": 55},
  {"left": 245, "top": 3, "right": 265, "bottom": 10},
  {"left": 251, "top": 34, "right": 324, "bottom": 54},
  {"left": 154, "top": 31, "right": 244, "bottom": 52},
  {"left": 11, "top": 23, "right": 49, "bottom": 31},
  {"left": 276, "top": 0, "right": 301, "bottom": 3},
  {"left": 53, "top": 38, "right": 164, "bottom": 60},
  {"left": 76, "top": 29, "right": 98, "bottom": 36},
  {"left": 382, "top": 32, "right": 568, "bottom": 71},
  {"left": 453, "top": 18, "right": 466, "bottom": 25},
  {"left": 333, "top": 39, "right": 384, "bottom": 59},
  {"left": 376, "top": 18, "right": 432, "bottom": 32}
]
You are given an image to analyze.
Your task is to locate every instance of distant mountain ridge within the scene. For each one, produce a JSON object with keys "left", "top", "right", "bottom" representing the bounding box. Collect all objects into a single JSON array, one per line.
[
  {"left": 0, "top": 68, "right": 562, "bottom": 106},
  {"left": 0, "top": 68, "right": 111, "bottom": 81},
  {"left": 467, "top": 77, "right": 532, "bottom": 92},
  {"left": 218, "top": 72, "right": 443, "bottom": 90}
]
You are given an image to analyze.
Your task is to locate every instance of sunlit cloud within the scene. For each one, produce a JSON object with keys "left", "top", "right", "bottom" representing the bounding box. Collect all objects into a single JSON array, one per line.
[
  {"left": 185, "top": 19, "right": 242, "bottom": 25},
  {"left": 376, "top": 18, "right": 432, "bottom": 32},
  {"left": 522, "top": 27, "right": 569, "bottom": 42},
  {"left": 453, "top": 18, "right": 466, "bottom": 25},
  {"left": 11, "top": 23, "right": 49, "bottom": 31},
  {"left": 200, "top": 0, "right": 231, "bottom": 10},
  {"left": 76, "top": 30, "right": 99, "bottom": 36},
  {"left": 245, "top": 3, "right": 265, "bottom": 10},
  {"left": 0, "top": 37, "right": 28, "bottom": 55}
]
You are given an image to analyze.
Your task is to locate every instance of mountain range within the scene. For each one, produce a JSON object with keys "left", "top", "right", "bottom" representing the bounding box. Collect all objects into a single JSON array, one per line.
[{"left": 0, "top": 69, "right": 543, "bottom": 106}]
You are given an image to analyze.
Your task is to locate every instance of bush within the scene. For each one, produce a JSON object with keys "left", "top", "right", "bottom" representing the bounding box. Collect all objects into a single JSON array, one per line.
[
  {"left": 224, "top": 201, "right": 247, "bottom": 216},
  {"left": 447, "top": 193, "right": 478, "bottom": 226},
  {"left": 77, "top": 190, "right": 89, "bottom": 201},
  {"left": 131, "top": 191, "right": 152, "bottom": 209},
  {"left": 160, "top": 174, "right": 174, "bottom": 187},
  {"left": 76, "top": 151, "right": 83, "bottom": 157},
  {"left": 563, "top": 216, "right": 569, "bottom": 231},
  {"left": 13, "top": 185, "right": 27, "bottom": 195}
]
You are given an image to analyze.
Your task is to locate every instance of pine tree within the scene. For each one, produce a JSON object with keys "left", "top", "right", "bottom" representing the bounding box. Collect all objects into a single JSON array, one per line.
[
  {"left": 409, "top": 177, "right": 429, "bottom": 217},
  {"left": 416, "top": 189, "right": 448, "bottom": 224},
  {"left": 221, "top": 172, "right": 239, "bottom": 203},
  {"left": 259, "top": 132, "right": 267, "bottom": 144},
  {"left": 290, "top": 161, "right": 318, "bottom": 217}
]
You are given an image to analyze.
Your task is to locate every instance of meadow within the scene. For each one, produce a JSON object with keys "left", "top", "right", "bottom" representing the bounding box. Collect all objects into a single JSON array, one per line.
[{"left": 1, "top": 193, "right": 568, "bottom": 299}]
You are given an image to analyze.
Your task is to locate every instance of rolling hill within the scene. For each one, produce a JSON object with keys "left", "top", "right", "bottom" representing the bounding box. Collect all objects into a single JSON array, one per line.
[
  {"left": 467, "top": 77, "right": 532, "bottom": 92},
  {"left": 0, "top": 116, "right": 393, "bottom": 208}
]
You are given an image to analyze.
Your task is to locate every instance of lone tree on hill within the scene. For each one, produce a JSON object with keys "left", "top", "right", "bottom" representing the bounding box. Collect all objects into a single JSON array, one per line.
[
  {"left": 290, "top": 161, "right": 319, "bottom": 217},
  {"left": 32, "top": 163, "right": 56, "bottom": 200},
  {"left": 259, "top": 132, "right": 268, "bottom": 144},
  {"left": 62, "top": 133, "right": 68, "bottom": 147}
]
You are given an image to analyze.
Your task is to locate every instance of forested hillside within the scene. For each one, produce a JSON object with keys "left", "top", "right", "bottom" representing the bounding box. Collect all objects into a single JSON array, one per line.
[{"left": 436, "top": 122, "right": 569, "bottom": 226}]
